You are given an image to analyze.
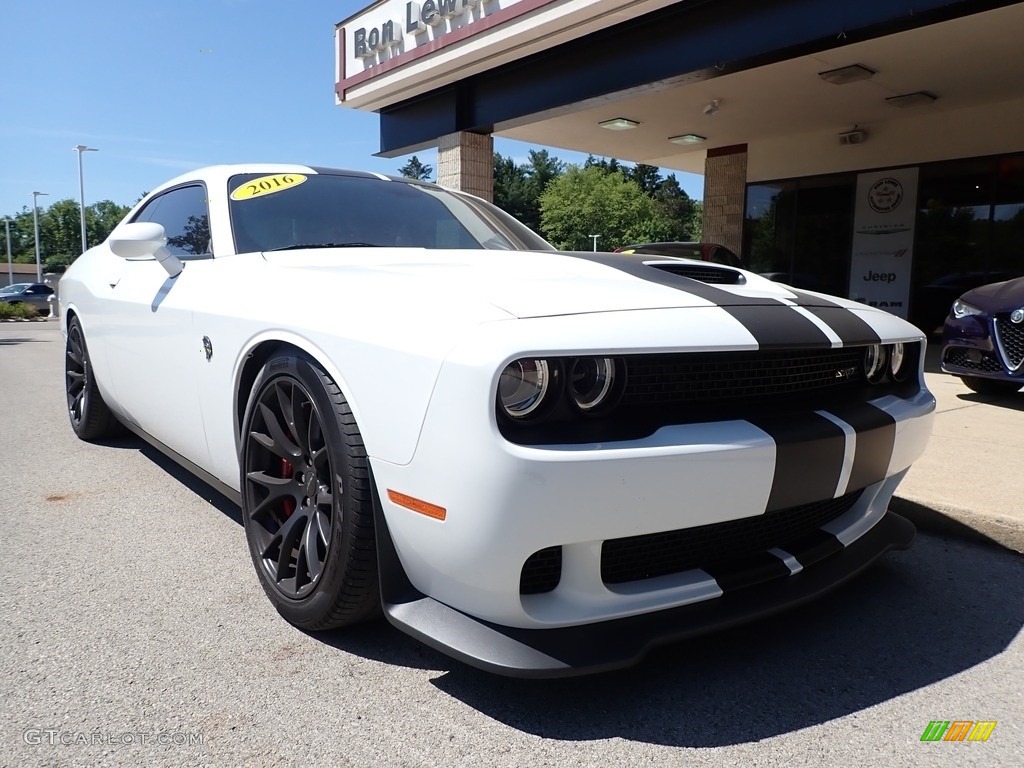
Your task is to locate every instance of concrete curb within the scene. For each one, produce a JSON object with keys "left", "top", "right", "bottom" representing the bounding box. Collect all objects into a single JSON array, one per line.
[{"left": 891, "top": 495, "right": 1024, "bottom": 555}]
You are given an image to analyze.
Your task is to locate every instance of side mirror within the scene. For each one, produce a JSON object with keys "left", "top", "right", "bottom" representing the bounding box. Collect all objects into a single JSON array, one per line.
[{"left": 108, "top": 222, "right": 183, "bottom": 278}]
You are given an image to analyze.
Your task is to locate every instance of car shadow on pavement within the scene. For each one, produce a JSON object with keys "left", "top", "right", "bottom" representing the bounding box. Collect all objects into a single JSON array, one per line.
[
  {"left": 97, "top": 435, "right": 244, "bottom": 525},
  {"left": 0, "top": 336, "right": 53, "bottom": 345},
  {"left": 956, "top": 391, "right": 1024, "bottom": 412},
  {"left": 426, "top": 535, "right": 1022, "bottom": 747}
]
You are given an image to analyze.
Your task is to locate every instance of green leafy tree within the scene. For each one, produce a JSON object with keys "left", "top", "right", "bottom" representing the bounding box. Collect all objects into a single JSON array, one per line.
[
  {"left": 37, "top": 199, "right": 82, "bottom": 266},
  {"left": 653, "top": 174, "right": 700, "bottom": 241},
  {"left": 584, "top": 155, "right": 622, "bottom": 175},
  {"left": 626, "top": 163, "right": 662, "bottom": 194},
  {"left": 397, "top": 155, "right": 433, "bottom": 181},
  {"left": 493, "top": 153, "right": 532, "bottom": 224},
  {"left": 494, "top": 149, "right": 566, "bottom": 232},
  {"left": 6, "top": 209, "right": 36, "bottom": 263},
  {"left": 540, "top": 165, "right": 669, "bottom": 250},
  {"left": 89, "top": 200, "right": 131, "bottom": 245}
]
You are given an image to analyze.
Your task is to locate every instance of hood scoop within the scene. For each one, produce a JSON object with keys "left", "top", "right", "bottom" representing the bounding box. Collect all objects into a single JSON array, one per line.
[{"left": 644, "top": 260, "right": 745, "bottom": 285}]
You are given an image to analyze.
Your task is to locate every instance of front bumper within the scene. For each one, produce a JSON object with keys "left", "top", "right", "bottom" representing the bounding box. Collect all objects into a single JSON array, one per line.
[
  {"left": 374, "top": 486, "right": 915, "bottom": 677},
  {"left": 370, "top": 374, "right": 934, "bottom": 631},
  {"left": 942, "top": 313, "right": 1024, "bottom": 383}
]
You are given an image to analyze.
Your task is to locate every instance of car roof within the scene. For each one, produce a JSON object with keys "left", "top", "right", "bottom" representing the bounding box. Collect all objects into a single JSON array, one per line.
[{"left": 146, "top": 164, "right": 420, "bottom": 198}]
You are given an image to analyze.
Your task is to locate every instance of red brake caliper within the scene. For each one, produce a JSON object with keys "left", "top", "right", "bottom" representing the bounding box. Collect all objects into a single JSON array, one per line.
[{"left": 280, "top": 458, "right": 296, "bottom": 518}]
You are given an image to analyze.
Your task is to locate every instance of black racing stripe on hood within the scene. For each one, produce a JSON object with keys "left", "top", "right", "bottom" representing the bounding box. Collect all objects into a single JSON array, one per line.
[
  {"left": 786, "top": 290, "right": 882, "bottom": 346},
  {"left": 747, "top": 413, "right": 847, "bottom": 513},
  {"left": 561, "top": 251, "right": 781, "bottom": 306},
  {"left": 721, "top": 305, "right": 831, "bottom": 349},
  {"left": 825, "top": 403, "right": 897, "bottom": 493},
  {"left": 801, "top": 306, "right": 882, "bottom": 346},
  {"left": 562, "top": 252, "right": 833, "bottom": 348}
]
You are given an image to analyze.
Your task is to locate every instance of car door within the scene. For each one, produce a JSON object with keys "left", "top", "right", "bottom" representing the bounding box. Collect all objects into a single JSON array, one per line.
[
  {"left": 22, "top": 284, "right": 54, "bottom": 311},
  {"left": 103, "top": 184, "right": 214, "bottom": 469}
]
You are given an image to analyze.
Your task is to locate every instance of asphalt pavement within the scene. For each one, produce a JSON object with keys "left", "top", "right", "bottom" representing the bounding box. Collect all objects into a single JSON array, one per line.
[{"left": 1, "top": 319, "right": 1020, "bottom": 768}]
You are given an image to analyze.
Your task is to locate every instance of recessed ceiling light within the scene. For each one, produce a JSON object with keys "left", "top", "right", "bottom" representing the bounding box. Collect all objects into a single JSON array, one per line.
[
  {"left": 885, "top": 91, "right": 938, "bottom": 108},
  {"left": 669, "top": 133, "right": 707, "bottom": 145},
  {"left": 598, "top": 118, "right": 640, "bottom": 130},
  {"left": 818, "top": 64, "right": 876, "bottom": 85}
]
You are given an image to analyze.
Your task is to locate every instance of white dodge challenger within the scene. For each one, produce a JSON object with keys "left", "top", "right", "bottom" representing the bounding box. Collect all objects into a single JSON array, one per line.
[{"left": 60, "top": 164, "right": 935, "bottom": 676}]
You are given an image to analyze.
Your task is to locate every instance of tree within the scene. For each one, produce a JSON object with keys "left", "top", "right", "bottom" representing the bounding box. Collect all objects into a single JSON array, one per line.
[
  {"left": 493, "top": 149, "right": 567, "bottom": 232},
  {"left": 626, "top": 163, "right": 662, "bottom": 195},
  {"left": 493, "top": 153, "right": 531, "bottom": 224},
  {"left": 398, "top": 155, "right": 433, "bottom": 181},
  {"left": 4, "top": 198, "right": 133, "bottom": 270},
  {"left": 652, "top": 174, "right": 700, "bottom": 241},
  {"left": 540, "top": 165, "right": 668, "bottom": 250}
]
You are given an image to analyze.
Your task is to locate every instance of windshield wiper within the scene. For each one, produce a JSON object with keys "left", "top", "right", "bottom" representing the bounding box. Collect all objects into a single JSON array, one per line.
[{"left": 268, "top": 242, "right": 381, "bottom": 251}]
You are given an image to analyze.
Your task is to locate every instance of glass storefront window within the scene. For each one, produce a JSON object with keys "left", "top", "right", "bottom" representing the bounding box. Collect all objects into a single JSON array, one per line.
[
  {"left": 747, "top": 152, "right": 1024, "bottom": 335},
  {"left": 744, "top": 175, "right": 852, "bottom": 294}
]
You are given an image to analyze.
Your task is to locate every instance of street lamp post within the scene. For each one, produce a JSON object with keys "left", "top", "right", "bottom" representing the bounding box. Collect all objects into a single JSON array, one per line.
[
  {"left": 5, "top": 217, "right": 12, "bottom": 287},
  {"left": 589, "top": 234, "right": 600, "bottom": 252},
  {"left": 32, "top": 191, "right": 49, "bottom": 283},
  {"left": 74, "top": 145, "right": 99, "bottom": 253}
]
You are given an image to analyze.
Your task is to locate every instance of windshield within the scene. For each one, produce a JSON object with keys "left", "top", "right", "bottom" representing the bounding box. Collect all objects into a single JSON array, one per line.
[
  {"left": 0, "top": 284, "right": 28, "bottom": 295},
  {"left": 227, "top": 172, "right": 553, "bottom": 254}
]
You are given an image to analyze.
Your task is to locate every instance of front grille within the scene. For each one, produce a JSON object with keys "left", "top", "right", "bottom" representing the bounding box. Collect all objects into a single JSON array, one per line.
[
  {"left": 622, "top": 348, "right": 867, "bottom": 407},
  {"left": 520, "top": 546, "right": 562, "bottom": 594},
  {"left": 994, "top": 318, "right": 1024, "bottom": 371},
  {"left": 601, "top": 490, "right": 862, "bottom": 584},
  {"left": 943, "top": 346, "right": 1003, "bottom": 373},
  {"left": 649, "top": 263, "right": 743, "bottom": 284}
]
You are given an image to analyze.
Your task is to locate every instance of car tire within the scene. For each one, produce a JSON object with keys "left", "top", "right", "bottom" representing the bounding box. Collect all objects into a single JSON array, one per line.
[
  {"left": 65, "top": 315, "right": 121, "bottom": 440},
  {"left": 961, "top": 376, "right": 1023, "bottom": 395},
  {"left": 240, "top": 351, "right": 380, "bottom": 630}
]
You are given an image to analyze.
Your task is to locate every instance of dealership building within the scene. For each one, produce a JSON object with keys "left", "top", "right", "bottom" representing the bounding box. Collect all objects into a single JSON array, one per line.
[{"left": 336, "top": 0, "right": 1024, "bottom": 330}]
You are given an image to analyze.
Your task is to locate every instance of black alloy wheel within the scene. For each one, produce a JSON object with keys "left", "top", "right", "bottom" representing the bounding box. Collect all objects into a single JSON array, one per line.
[
  {"left": 241, "top": 351, "right": 379, "bottom": 629},
  {"left": 65, "top": 315, "right": 119, "bottom": 440}
]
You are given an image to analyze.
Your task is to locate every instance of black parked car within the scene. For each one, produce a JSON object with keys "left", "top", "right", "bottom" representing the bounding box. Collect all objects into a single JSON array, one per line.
[
  {"left": 614, "top": 241, "right": 743, "bottom": 268},
  {"left": 941, "top": 275, "right": 1024, "bottom": 394},
  {"left": 0, "top": 282, "right": 54, "bottom": 314}
]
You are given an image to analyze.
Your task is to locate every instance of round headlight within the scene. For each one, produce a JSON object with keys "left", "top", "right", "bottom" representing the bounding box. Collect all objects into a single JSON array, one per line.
[
  {"left": 569, "top": 357, "right": 617, "bottom": 411},
  {"left": 499, "top": 359, "right": 550, "bottom": 418},
  {"left": 889, "top": 342, "right": 907, "bottom": 381},
  {"left": 864, "top": 344, "right": 888, "bottom": 383}
]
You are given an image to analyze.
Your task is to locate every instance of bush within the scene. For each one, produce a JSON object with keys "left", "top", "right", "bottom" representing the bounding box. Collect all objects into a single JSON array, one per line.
[{"left": 0, "top": 302, "right": 40, "bottom": 319}]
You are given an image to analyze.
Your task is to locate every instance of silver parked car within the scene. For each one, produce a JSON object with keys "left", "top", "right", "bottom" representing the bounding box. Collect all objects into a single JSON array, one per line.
[{"left": 0, "top": 282, "right": 55, "bottom": 314}]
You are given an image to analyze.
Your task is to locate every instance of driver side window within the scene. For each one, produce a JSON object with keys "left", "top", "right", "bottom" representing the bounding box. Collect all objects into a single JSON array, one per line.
[{"left": 134, "top": 185, "right": 213, "bottom": 257}]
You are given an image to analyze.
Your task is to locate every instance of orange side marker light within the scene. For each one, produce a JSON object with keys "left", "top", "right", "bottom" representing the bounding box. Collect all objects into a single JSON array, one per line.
[{"left": 387, "top": 490, "right": 447, "bottom": 521}]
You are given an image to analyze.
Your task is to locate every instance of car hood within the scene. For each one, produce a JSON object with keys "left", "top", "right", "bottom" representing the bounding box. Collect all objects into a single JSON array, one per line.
[
  {"left": 961, "top": 275, "right": 1024, "bottom": 313},
  {"left": 261, "top": 248, "right": 825, "bottom": 318}
]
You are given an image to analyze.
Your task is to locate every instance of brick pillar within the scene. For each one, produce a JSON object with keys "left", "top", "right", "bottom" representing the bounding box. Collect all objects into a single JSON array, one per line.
[
  {"left": 437, "top": 131, "right": 494, "bottom": 202},
  {"left": 702, "top": 144, "right": 747, "bottom": 255}
]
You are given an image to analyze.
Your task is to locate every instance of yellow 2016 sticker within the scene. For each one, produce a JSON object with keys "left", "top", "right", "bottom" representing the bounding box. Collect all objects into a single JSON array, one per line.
[{"left": 230, "top": 173, "right": 307, "bottom": 201}]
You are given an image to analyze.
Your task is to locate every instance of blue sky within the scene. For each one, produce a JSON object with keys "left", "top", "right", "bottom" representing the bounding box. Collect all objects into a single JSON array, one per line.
[{"left": 0, "top": 0, "right": 704, "bottom": 219}]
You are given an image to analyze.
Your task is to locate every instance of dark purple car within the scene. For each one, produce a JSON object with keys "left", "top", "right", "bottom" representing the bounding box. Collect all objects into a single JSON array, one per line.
[{"left": 941, "top": 276, "right": 1024, "bottom": 395}]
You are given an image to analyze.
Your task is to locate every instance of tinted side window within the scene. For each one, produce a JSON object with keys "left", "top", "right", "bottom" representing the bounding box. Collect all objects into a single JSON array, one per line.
[{"left": 134, "top": 185, "right": 212, "bottom": 257}]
